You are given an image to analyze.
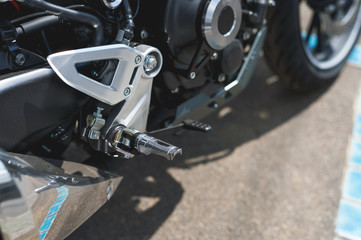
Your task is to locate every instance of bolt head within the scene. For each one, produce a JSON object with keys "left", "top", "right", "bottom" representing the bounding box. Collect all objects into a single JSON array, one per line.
[
  {"left": 325, "top": 4, "right": 336, "bottom": 13},
  {"left": 243, "top": 32, "right": 251, "bottom": 41},
  {"left": 107, "top": 182, "right": 114, "bottom": 200},
  {"left": 171, "top": 88, "right": 179, "bottom": 94},
  {"left": 190, "top": 72, "right": 196, "bottom": 79},
  {"left": 211, "top": 52, "right": 219, "bottom": 60},
  {"left": 140, "top": 30, "right": 149, "bottom": 39},
  {"left": 15, "top": 53, "right": 26, "bottom": 66},
  {"left": 144, "top": 55, "right": 157, "bottom": 72},
  {"left": 124, "top": 87, "right": 131, "bottom": 96},
  {"left": 135, "top": 55, "right": 142, "bottom": 64},
  {"left": 218, "top": 74, "right": 226, "bottom": 83}
]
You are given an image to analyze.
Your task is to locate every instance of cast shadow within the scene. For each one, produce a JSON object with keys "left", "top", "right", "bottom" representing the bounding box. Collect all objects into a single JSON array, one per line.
[{"left": 67, "top": 58, "right": 333, "bottom": 240}]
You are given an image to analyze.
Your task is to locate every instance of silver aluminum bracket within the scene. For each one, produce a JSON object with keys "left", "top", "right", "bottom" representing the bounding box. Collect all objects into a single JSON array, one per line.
[{"left": 47, "top": 44, "right": 162, "bottom": 106}]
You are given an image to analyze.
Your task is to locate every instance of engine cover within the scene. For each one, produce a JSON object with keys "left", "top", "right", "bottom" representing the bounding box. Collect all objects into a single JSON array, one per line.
[
  {"left": 164, "top": 0, "right": 242, "bottom": 64},
  {"left": 203, "top": 0, "right": 242, "bottom": 50}
]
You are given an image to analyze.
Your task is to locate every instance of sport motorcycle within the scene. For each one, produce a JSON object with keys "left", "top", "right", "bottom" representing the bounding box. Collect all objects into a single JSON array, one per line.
[{"left": 0, "top": 0, "right": 360, "bottom": 239}]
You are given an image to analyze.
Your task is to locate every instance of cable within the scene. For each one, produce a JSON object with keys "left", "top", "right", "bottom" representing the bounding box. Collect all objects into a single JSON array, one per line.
[
  {"left": 133, "top": 0, "right": 140, "bottom": 18},
  {"left": 25, "top": 0, "right": 104, "bottom": 45}
]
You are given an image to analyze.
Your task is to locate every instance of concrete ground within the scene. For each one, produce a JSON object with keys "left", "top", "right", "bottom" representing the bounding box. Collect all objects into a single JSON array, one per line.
[{"left": 66, "top": 53, "right": 361, "bottom": 240}]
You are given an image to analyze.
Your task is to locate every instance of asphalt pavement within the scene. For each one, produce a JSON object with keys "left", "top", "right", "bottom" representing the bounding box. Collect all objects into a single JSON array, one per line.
[{"left": 66, "top": 54, "right": 361, "bottom": 240}]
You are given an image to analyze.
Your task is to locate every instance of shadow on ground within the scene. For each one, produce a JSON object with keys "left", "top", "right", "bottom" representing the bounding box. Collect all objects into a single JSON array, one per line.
[{"left": 67, "top": 58, "right": 332, "bottom": 240}]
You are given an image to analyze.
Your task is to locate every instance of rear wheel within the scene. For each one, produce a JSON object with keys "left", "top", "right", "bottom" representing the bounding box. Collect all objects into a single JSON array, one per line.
[{"left": 264, "top": 0, "right": 361, "bottom": 91}]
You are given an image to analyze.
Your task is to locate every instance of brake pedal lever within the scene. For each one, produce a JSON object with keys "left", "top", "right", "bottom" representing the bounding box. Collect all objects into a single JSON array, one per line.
[
  {"left": 182, "top": 119, "right": 212, "bottom": 132},
  {"left": 148, "top": 119, "right": 212, "bottom": 136}
]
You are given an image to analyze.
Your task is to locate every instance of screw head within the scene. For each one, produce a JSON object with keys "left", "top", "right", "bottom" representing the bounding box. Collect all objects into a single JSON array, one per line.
[
  {"left": 124, "top": 87, "right": 131, "bottom": 96},
  {"left": 135, "top": 55, "right": 142, "bottom": 64},
  {"left": 189, "top": 72, "right": 196, "bottom": 79},
  {"left": 15, "top": 53, "right": 26, "bottom": 66},
  {"left": 144, "top": 55, "right": 157, "bottom": 72}
]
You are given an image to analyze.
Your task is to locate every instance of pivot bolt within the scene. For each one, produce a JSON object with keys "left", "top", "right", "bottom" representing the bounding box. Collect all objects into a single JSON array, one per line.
[
  {"left": 124, "top": 87, "right": 131, "bottom": 96},
  {"left": 15, "top": 53, "right": 26, "bottom": 66},
  {"left": 144, "top": 55, "right": 157, "bottom": 72},
  {"left": 135, "top": 55, "right": 142, "bottom": 64}
]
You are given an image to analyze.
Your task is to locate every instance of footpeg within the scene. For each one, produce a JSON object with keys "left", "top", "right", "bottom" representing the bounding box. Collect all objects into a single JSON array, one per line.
[
  {"left": 134, "top": 134, "right": 182, "bottom": 160},
  {"left": 108, "top": 126, "right": 182, "bottom": 160}
]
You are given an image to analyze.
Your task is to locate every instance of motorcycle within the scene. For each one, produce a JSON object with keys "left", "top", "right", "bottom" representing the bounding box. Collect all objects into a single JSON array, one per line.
[{"left": 0, "top": 0, "right": 360, "bottom": 239}]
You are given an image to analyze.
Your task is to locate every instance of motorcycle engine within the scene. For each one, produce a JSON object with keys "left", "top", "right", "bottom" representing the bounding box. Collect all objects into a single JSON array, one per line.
[
  {"left": 134, "top": 0, "right": 258, "bottom": 115},
  {"left": 0, "top": 0, "right": 267, "bottom": 156}
]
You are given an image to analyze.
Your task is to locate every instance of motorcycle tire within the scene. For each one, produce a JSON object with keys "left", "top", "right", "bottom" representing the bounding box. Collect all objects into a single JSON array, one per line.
[{"left": 264, "top": 0, "right": 361, "bottom": 91}]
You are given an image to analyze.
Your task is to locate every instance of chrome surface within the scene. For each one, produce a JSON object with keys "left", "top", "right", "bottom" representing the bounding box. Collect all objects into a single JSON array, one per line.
[
  {"left": 0, "top": 158, "right": 36, "bottom": 240},
  {"left": 83, "top": 107, "right": 106, "bottom": 140},
  {"left": 203, "top": 0, "right": 242, "bottom": 50},
  {"left": 144, "top": 55, "right": 158, "bottom": 72},
  {"left": 14, "top": 53, "right": 26, "bottom": 66},
  {"left": 108, "top": 125, "right": 182, "bottom": 160},
  {"left": 107, "top": 45, "right": 162, "bottom": 132},
  {"left": 0, "top": 150, "right": 122, "bottom": 240},
  {"left": 102, "top": 0, "right": 122, "bottom": 9},
  {"left": 134, "top": 134, "right": 183, "bottom": 160},
  {"left": 173, "top": 27, "right": 267, "bottom": 124},
  {"left": 47, "top": 44, "right": 161, "bottom": 106},
  {"left": 303, "top": 0, "right": 361, "bottom": 70}
]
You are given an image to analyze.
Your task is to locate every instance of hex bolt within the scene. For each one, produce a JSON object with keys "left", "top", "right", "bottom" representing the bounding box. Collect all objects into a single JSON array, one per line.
[
  {"left": 144, "top": 54, "right": 157, "bottom": 72},
  {"left": 135, "top": 55, "right": 142, "bottom": 64},
  {"left": 15, "top": 53, "right": 26, "bottom": 66},
  {"left": 124, "top": 87, "right": 131, "bottom": 96},
  {"left": 94, "top": 107, "right": 104, "bottom": 118},
  {"left": 190, "top": 72, "right": 196, "bottom": 79},
  {"left": 218, "top": 74, "right": 226, "bottom": 83}
]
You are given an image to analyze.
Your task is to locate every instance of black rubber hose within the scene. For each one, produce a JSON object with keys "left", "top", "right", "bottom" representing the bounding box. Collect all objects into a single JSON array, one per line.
[
  {"left": 122, "top": 0, "right": 135, "bottom": 30},
  {"left": 16, "top": 15, "right": 60, "bottom": 37},
  {"left": 25, "top": 0, "right": 103, "bottom": 45}
]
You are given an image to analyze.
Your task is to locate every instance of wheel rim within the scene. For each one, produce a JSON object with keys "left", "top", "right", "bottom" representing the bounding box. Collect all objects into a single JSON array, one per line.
[{"left": 300, "top": 0, "right": 361, "bottom": 70}]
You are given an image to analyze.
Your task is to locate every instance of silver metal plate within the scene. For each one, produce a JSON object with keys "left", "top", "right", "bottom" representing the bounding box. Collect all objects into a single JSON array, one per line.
[{"left": 47, "top": 44, "right": 161, "bottom": 106}]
